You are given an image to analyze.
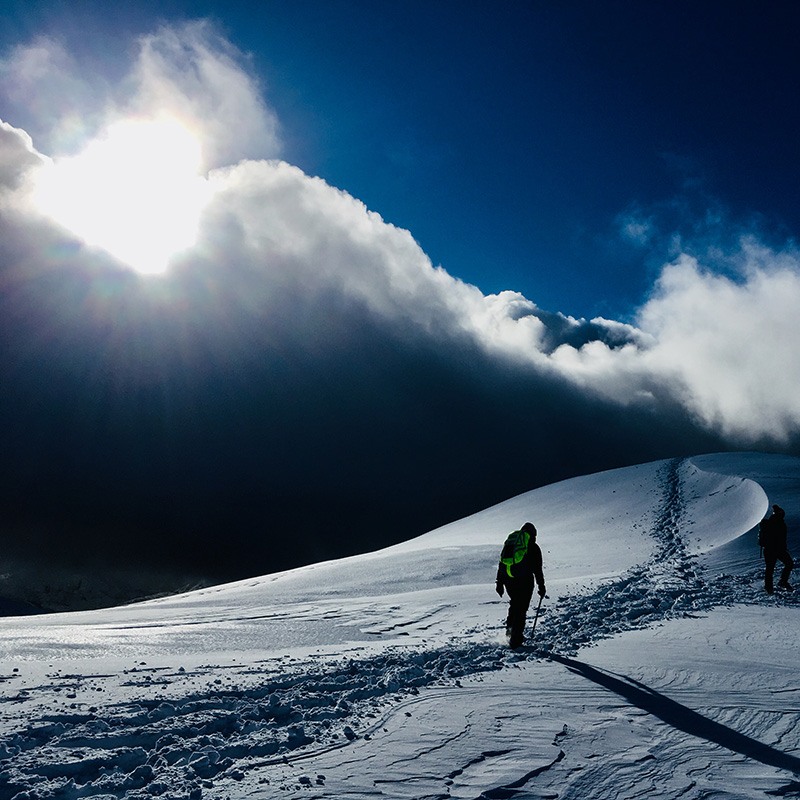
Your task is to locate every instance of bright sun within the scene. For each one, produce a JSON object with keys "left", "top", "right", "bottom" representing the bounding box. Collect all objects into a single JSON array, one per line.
[{"left": 32, "top": 117, "right": 209, "bottom": 275}]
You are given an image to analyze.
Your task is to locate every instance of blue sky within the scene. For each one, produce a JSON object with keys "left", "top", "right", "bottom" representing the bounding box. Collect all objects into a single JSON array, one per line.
[{"left": 3, "top": 1, "right": 799, "bottom": 319}]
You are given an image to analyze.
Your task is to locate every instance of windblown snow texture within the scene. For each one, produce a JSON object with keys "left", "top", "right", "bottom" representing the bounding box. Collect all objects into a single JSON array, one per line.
[{"left": 0, "top": 454, "right": 797, "bottom": 799}]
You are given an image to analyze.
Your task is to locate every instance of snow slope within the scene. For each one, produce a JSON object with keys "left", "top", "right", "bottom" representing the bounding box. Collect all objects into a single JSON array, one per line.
[{"left": 1, "top": 453, "right": 799, "bottom": 799}]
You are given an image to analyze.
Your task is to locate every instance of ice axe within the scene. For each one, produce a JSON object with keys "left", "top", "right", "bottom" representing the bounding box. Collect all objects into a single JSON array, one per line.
[{"left": 530, "top": 593, "right": 544, "bottom": 638}]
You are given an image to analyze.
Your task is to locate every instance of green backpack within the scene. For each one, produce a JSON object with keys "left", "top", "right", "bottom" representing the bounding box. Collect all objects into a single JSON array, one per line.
[{"left": 500, "top": 529, "right": 530, "bottom": 578}]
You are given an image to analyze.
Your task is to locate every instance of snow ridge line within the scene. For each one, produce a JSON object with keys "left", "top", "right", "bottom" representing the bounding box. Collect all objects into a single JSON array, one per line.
[
  {"left": 526, "top": 457, "right": 708, "bottom": 657},
  {"left": 529, "top": 457, "right": 800, "bottom": 659}
]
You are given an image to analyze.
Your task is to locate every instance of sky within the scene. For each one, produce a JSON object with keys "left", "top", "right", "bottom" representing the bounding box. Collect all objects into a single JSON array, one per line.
[
  {"left": 1, "top": 1, "right": 800, "bottom": 605},
  {"left": 3, "top": 0, "right": 800, "bottom": 317}
]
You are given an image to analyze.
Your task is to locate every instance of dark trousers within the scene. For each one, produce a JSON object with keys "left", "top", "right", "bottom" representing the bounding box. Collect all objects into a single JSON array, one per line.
[
  {"left": 505, "top": 578, "right": 534, "bottom": 643},
  {"left": 765, "top": 549, "right": 794, "bottom": 591}
]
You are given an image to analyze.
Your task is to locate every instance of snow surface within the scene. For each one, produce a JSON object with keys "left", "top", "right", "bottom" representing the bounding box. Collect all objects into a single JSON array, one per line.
[{"left": 1, "top": 453, "right": 800, "bottom": 799}]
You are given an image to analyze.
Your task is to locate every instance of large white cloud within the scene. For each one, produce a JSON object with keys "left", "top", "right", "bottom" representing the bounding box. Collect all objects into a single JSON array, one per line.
[
  {"left": 636, "top": 247, "right": 800, "bottom": 442},
  {"left": 3, "top": 20, "right": 800, "bottom": 453},
  {"left": 545, "top": 250, "right": 800, "bottom": 443},
  {"left": 199, "top": 159, "right": 550, "bottom": 353},
  {"left": 198, "top": 154, "right": 800, "bottom": 446}
]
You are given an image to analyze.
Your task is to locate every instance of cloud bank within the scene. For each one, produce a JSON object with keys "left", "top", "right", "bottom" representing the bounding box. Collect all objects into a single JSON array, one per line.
[
  {"left": 198, "top": 154, "right": 800, "bottom": 447},
  {"left": 1, "top": 22, "right": 798, "bottom": 605}
]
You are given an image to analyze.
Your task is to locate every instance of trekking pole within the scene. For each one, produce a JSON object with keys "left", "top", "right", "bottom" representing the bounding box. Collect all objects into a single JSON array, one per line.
[{"left": 530, "top": 593, "right": 544, "bottom": 638}]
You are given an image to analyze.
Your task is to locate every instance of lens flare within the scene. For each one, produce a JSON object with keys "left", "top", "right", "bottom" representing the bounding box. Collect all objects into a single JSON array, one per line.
[{"left": 32, "top": 117, "right": 210, "bottom": 275}]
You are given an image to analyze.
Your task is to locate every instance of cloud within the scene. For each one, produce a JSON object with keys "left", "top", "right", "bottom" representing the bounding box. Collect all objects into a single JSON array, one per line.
[
  {"left": 128, "top": 20, "right": 281, "bottom": 169},
  {"left": 0, "top": 120, "right": 44, "bottom": 192},
  {"left": 1, "top": 144, "right": 723, "bottom": 598},
  {"left": 1, "top": 20, "right": 798, "bottom": 606},
  {"left": 199, "top": 154, "right": 800, "bottom": 448},
  {"left": 0, "top": 37, "right": 110, "bottom": 154},
  {"left": 636, "top": 245, "right": 800, "bottom": 443},
  {"left": 197, "top": 160, "right": 654, "bottom": 370},
  {"left": 0, "top": 21, "right": 279, "bottom": 170},
  {"left": 617, "top": 209, "right": 655, "bottom": 247}
]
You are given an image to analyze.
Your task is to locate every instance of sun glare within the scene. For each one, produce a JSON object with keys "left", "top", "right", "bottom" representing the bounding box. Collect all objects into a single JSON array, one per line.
[{"left": 32, "top": 118, "right": 209, "bottom": 275}]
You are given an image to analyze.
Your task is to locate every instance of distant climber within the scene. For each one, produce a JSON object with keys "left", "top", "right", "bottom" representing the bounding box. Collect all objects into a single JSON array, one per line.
[
  {"left": 759, "top": 504, "right": 794, "bottom": 594},
  {"left": 495, "top": 522, "right": 546, "bottom": 648}
]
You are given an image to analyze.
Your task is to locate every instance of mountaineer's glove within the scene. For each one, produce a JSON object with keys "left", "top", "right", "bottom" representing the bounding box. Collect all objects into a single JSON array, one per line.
[
  {"left": 495, "top": 581, "right": 504, "bottom": 597},
  {"left": 538, "top": 584, "right": 546, "bottom": 598}
]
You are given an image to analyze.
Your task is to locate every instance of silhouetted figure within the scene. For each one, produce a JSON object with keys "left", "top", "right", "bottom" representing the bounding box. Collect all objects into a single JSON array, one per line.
[
  {"left": 759, "top": 504, "right": 794, "bottom": 594},
  {"left": 496, "top": 521, "right": 546, "bottom": 648}
]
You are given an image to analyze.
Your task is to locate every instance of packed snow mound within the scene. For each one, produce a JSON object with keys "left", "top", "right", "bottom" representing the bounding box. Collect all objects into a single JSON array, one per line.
[{"left": 144, "top": 452, "right": 770, "bottom": 610}]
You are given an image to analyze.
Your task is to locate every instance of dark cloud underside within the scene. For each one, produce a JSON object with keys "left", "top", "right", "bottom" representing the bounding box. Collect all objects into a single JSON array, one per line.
[{"left": 1, "top": 250, "right": 726, "bottom": 594}]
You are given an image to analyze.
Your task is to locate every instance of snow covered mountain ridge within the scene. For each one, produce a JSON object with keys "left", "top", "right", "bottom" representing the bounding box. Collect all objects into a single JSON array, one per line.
[{"left": 1, "top": 452, "right": 799, "bottom": 799}]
